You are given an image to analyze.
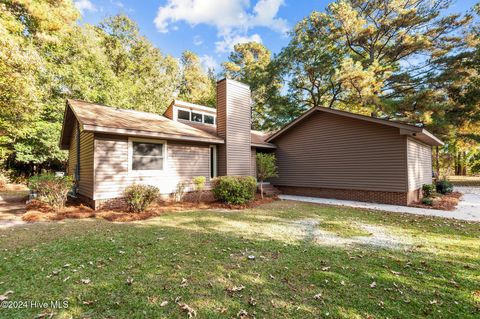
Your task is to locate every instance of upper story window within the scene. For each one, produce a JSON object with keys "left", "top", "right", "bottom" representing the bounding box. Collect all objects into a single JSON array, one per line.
[{"left": 176, "top": 107, "right": 215, "bottom": 125}]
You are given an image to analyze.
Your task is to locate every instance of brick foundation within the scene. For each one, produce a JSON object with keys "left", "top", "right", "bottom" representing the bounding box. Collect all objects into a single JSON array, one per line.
[{"left": 275, "top": 186, "right": 416, "bottom": 206}]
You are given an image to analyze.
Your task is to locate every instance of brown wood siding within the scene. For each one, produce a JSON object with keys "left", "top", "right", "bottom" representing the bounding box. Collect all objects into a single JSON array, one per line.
[
  {"left": 164, "top": 104, "right": 174, "bottom": 119},
  {"left": 94, "top": 134, "right": 211, "bottom": 200},
  {"left": 216, "top": 80, "right": 227, "bottom": 176},
  {"left": 78, "top": 131, "right": 94, "bottom": 198},
  {"left": 216, "top": 79, "right": 251, "bottom": 176},
  {"left": 271, "top": 111, "right": 408, "bottom": 192},
  {"left": 68, "top": 121, "right": 78, "bottom": 178},
  {"left": 407, "top": 138, "right": 432, "bottom": 191}
]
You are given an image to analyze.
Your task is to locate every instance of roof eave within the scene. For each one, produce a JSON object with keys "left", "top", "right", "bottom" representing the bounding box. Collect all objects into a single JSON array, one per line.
[
  {"left": 251, "top": 143, "right": 277, "bottom": 149},
  {"left": 82, "top": 124, "right": 225, "bottom": 144}
]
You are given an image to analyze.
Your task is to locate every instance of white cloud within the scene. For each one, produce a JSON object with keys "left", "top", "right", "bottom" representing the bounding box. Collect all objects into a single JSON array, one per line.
[
  {"left": 74, "top": 0, "right": 97, "bottom": 14},
  {"left": 215, "top": 33, "right": 262, "bottom": 53},
  {"left": 193, "top": 35, "right": 203, "bottom": 46},
  {"left": 199, "top": 54, "right": 219, "bottom": 72},
  {"left": 154, "top": 0, "right": 287, "bottom": 53}
]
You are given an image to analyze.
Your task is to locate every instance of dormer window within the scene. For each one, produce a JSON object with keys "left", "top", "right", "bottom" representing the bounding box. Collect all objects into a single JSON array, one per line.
[{"left": 176, "top": 107, "right": 216, "bottom": 125}]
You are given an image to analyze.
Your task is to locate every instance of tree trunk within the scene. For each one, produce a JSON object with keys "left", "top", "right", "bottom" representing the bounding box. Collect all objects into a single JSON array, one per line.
[{"left": 260, "top": 180, "right": 264, "bottom": 199}]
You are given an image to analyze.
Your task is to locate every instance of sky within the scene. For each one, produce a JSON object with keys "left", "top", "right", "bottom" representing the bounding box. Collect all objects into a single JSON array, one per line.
[{"left": 74, "top": 0, "right": 478, "bottom": 72}]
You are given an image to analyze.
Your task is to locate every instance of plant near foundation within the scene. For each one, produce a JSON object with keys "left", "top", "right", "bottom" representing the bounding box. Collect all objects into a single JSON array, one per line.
[
  {"left": 0, "top": 172, "right": 7, "bottom": 191},
  {"left": 211, "top": 176, "right": 257, "bottom": 205},
  {"left": 174, "top": 182, "right": 187, "bottom": 202},
  {"left": 436, "top": 179, "right": 453, "bottom": 195},
  {"left": 192, "top": 176, "right": 206, "bottom": 202},
  {"left": 256, "top": 153, "right": 278, "bottom": 198},
  {"left": 123, "top": 184, "right": 159, "bottom": 213},
  {"left": 422, "top": 184, "right": 436, "bottom": 198},
  {"left": 422, "top": 197, "right": 433, "bottom": 206},
  {"left": 27, "top": 173, "right": 73, "bottom": 209}
]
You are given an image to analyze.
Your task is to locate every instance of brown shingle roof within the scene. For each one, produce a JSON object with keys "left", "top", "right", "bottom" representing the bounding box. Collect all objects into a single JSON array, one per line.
[{"left": 66, "top": 99, "right": 224, "bottom": 144}]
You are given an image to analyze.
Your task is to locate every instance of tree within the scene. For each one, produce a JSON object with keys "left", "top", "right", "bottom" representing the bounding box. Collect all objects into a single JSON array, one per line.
[
  {"left": 278, "top": 0, "right": 471, "bottom": 118},
  {"left": 178, "top": 51, "right": 215, "bottom": 106},
  {"left": 256, "top": 153, "right": 278, "bottom": 198},
  {"left": 223, "top": 42, "right": 288, "bottom": 129}
]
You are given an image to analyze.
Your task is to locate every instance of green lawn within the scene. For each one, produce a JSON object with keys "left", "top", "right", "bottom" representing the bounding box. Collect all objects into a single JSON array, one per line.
[
  {"left": 448, "top": 175, "right": 480, "bottom": 186},
  {"left": 1, "top": 201, "right": 479, "bottom": 318}
]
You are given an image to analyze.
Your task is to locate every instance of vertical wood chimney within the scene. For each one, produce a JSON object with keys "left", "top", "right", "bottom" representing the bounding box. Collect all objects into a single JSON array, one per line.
[{"left": 216, "top": 78, "right": 252, "bottom": 176}]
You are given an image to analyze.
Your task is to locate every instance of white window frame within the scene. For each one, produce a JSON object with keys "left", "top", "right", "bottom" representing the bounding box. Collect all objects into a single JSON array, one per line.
[
  {"left": 128, "top": 137, "right": 167, "bottom": 176},
  {"left": 176, "top": 106, "right": 216, "bottom": 125},
  {"left": 209, "top": 145, "right": 217, "bottom": 179}
]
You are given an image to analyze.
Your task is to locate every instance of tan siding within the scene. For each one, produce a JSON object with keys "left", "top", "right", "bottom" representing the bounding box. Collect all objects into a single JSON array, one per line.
[
  {"left": 94, "top": 134, "right": 211, "bottom": 200},
  {"left": 407, "top": 138, "right": 432, "bottom": 191},
  {"left": 271, "top": 111, "right": 408, "bottom": 192},
  {"left": 68, "top": 121, "right": 78, "bottom": 178},
  {"left": 216, "top": 79, "right": 251, "bottom": 176},
  {"left": 78, "top": 131, "right": 94, "bottom": 198},
  {"left": 251, "top": 148, "right": 256, "bottom": 178}
]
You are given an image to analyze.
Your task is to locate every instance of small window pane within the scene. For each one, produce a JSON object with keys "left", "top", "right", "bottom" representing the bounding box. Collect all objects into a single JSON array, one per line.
[
  {"left": 133, "top": 142, "right": 163, "bottom": 157},
  {"left": 191, "top": 112, "right": 202, "bottom": 122},
  {"left": 132, "top": 156, "right": 163, "bottom": 170},
  {"left": 204, "top": 115, "right": 214, "bottom": 124},
  {"left": 178, "top": 109, "right": 190, "bottom": 120}
]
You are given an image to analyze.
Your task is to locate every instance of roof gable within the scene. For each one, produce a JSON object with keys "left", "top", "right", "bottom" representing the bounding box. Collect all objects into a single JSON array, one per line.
[{"left": 266, "top": 107, "right": 443, "bottom": 146}]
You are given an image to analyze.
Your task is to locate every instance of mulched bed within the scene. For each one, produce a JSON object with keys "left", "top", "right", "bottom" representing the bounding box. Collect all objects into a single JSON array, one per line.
[
  {"left": 22, "top": 195, "right": 278, "bottom": 223},
  {"left": 410, "top": 192, "right": 462, "bottom": 211}
]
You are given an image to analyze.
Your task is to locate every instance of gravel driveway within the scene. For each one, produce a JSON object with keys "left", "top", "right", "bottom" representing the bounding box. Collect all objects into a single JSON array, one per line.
[{"left": 279, "top": 186, "right": 480, "bottom": 222}]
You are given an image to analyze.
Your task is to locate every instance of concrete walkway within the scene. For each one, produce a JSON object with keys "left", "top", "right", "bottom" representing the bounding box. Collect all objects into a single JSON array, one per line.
[{"left": 279, "top": 186, "right": 480, "bottom": 222}]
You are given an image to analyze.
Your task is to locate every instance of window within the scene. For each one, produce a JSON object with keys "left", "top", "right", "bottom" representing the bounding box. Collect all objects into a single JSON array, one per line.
[
  {"left": 209, "top": 145, "right": 217, "bottom": 179},
  {"left": 175, "top": 107, "right": 215, "bottom": 125},
  {"left": 131, "top": 141, "right": 164, "bottom": 171},
  {"left": 191, "top": 112, "right": 203, "bottom": 122},
  {"left": 178, "top": 109, "right": 190, "bottom": 121},
  {"left": 204, "top": 114, "right": 215, "bottom": 124}
]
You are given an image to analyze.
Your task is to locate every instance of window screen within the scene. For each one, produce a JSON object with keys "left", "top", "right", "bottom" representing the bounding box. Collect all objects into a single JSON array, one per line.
[
  {"left": 191, "top": 112, "right": 202, "bottom": 122},
  {"left": 204, "top": 115, "right": 215, "bottom": 124},
  {"left": 132, "top": 142, "right": 164, "bottom": 170},
  {"left": 178, "top": 109, "right": 190, "bottom": 120}
]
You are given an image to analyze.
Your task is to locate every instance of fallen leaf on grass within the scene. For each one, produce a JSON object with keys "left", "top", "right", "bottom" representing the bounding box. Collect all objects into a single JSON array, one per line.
[
  {"left": 321, "top": 266, "right": 331, "bottom": 271},
  {"left": 370, "top": 282, "right": 377, "bottom": 288},
  {"left": 227, "top": 285, "right": 245, "bottom": 293},
  {"left": 81, "top": 278, "right": 91, "bottom": 284},
  {"left": 34, "top": 312, "right": 56, "bottom": 319},
  {"left": 160, "top": 301, "right": 168, "bottom": 307},
  {"left": 126, "top": 277, "right": 134, "bottom": 285},
  {"left": 180, "top": 278, "right": 188, "bottom": 287},
  {"left": 178, "top": 303, "right": 196, "bottom": 318},
  {"left": 237, "top": 309, "right": 249, "bottom": 318},
  {"left": 0, "top": 290, "right": 13, "bottom": 301},
  {"left": 313, "top": 293, "right": 322, "bottom": 300},
  {"left": 248, "top": 296, "right": 256, "bottom": 306}
]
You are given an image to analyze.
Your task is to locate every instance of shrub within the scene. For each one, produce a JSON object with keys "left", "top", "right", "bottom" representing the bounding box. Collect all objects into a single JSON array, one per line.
[
  {"left": 27, "top": 173, "right": 73, "bottom": 209},
  {"left": 123, "top": 184, "right": 159, "bottom": 213},
  {"left": 211, "top": 176, "right": 257, "bottom": 205},
  {"left": 256, "top": 153, "right": 278, "bottom": 198},
  {"left": 436, "top": 179, "right": 453, "bottom": 195},
  {"left": 422, "top": 184, "right": 436, "bottom": 198},
  {"left": 192, "top": 176, "right": 206, "bottom": 202},
  {"left": 174, "top": 182, "right": 187, "bottom": 202},
  {"left": 422, "top": 197, "right": 433, "bottom": 206}
]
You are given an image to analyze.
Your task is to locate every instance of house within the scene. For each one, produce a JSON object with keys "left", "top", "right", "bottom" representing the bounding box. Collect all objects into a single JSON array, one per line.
[{"left": 59, "top": 78, "right": 443, "bottom": 209}]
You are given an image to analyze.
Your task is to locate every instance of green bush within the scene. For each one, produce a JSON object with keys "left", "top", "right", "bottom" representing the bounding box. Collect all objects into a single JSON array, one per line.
[
  {"left": 192, "top": 176, "right": 206, "bottom": 202},
  {"left": 211, "top": 176, "right": 257, "bottom": 205},
  {"left": 123, "top": 184, "right": 159, "bottom": 213},
  {"left": 422, "top": 184, "right": 436, "bottom": 198},
  {"left": 422, "top": 197, "right": 433, "bottom": 206},
  {"left": 28, "top": 173, "right": 73, "bottom": 209},
  {"left": 436, "top": 179, "right": 453, "bottom": 195}
]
